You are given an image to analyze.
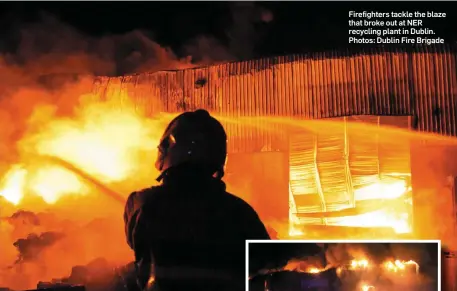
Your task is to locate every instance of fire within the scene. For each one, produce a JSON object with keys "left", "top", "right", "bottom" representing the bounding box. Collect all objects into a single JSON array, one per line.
[
  {"left": 354, "top": 180, "right": 408, "bottom": 201},
  {"left": 1, "top": 89, "right": 414, "bottom": 237},
  {"left": 290, "top": 179, "right": 412, "bottom": 236},
  {"left": 351, "top": 259, "right": 369, "bottom": 269},
  {"left": 28, "top": 166, "right": 89, "bottom": 204},
  {"left": 335, "top": 180, "right": 411, "bottom": 233},
  {"left": 0, "top": 165, "right": 27, "bottom": 205},
  {"left": 283, "top": 259, "right": 323, "bottom": 274},
  {"left": 383, "top": 259, "right": 419, "bottom": 273},
  {"left": 335, "top": 209, "right": 411, "bottom": 234},
  {"left": 289, "top": 227, "right": 305, "bottom": 237},
  {"left": 307, "top": 267, "right": 320, "bottom": 274},
  {"left": 361, "top": 284, "right": 375, "bottom": 291},
  {"left": 0, "top": 96, "right": 164, "bottom": 206}
]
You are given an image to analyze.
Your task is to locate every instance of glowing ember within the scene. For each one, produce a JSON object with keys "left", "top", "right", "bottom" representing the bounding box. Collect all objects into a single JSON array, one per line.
[
  {"left": 383, "top": 259, "right": 419, "bottom": 273},
  {"left": 288, "top": 227, "right": 305, "bottom": 237},
  {"left": 351, "top": 259, "right": 369, "bottom": 269},
  {"left": 282, "top": 259, "right": 323, "bottom": 274},
  {"left": 361, "top": 284, "right": 375, "bottom": 291}
]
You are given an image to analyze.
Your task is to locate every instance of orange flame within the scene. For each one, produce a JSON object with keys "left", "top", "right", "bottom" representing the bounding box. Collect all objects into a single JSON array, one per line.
[
  {"left": 334, "top": 180, "right": 411, "bottom": 234},
  {"left": 283, "top": 259, "right": 324, "bottom": 274},
  {"left": 0, "top": 165, "right": 27, "bottom": 205},
  {"left": 361, "top": 283, "right": 375, "bottom": 291},
  {"left": 351, "top": 259, "right": 370, "bottom": 269},
  {"left": 289, "top": 179, "right": 412, "bottom": 236},
  {"left": 0, "top": 95, "right": 164, "bottom": 206},
  {"left": 383, "top": 259, "right": 419, "bottom": 273},
  {"left": 307, "top": 267, "right": 321, "bottom": 274}
]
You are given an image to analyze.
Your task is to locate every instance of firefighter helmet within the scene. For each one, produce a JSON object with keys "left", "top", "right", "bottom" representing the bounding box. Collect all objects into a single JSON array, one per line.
[{"left": 155, "top": 109, "right": 227, "bottom": 180}]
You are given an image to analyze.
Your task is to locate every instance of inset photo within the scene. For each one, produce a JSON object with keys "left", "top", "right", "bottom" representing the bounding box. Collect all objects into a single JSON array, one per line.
[{"left": 247, "top": 240, "right": 440, "bottom": 291}]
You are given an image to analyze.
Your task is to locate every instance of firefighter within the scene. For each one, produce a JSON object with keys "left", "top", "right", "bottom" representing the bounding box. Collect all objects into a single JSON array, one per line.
[{"left": 123, "top": 109, "right": 271, "bottom": 291}]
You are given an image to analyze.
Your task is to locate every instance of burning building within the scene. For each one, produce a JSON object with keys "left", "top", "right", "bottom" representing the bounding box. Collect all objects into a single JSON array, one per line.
[
  {"left": 87, "top": 45, "right": 457, "bottom": 243},
  {"left": 248, "top": 242, "right": 439, "bottom": 291},
  {"left": 91, "top": 45, "right": 456, "bottom": 289},
  {"left": 1, "top": 44, "right": 457, "bottom": 289}
]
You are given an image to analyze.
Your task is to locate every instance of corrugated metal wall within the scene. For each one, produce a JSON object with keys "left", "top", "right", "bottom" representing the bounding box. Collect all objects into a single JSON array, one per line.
[{"left": 92, "top": 45, "right": 457, "bottom": 153}]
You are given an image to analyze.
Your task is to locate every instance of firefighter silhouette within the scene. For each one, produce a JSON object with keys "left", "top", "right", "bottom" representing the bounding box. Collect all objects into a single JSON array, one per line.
[{"left": 123, "top": 109, "right": 271, "bottom": 291}]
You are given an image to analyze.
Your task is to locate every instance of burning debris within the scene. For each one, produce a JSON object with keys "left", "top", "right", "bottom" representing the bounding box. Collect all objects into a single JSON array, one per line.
[
  {"left": 282, "top": 254, "right": 327, "bottom": 274},
  {"left": 35, "top": 257, "right": 119, "bottom": 290},
  {"left": 5, "top": 210, "right": 40, "bottom": 226},
  {"left": 382, "top": 260, "right": 419, "bottom": 274},
  {"left": 249, "top": 242, "right": 439, "bottom": 291}
]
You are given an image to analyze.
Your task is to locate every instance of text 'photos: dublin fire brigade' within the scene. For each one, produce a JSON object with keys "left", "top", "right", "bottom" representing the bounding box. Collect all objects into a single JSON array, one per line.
[{"left": 246, "top": 240, "right": 441, "bottom": 291}]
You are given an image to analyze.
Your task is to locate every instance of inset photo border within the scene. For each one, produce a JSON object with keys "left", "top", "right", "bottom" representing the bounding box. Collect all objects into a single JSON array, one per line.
[{"left": 246, "top": 240, "right": 440, "bottom": 291}]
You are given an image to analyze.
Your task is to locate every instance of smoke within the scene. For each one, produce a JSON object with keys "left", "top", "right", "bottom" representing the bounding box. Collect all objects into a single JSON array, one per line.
[
  {"left": 2, "top": 14, "right": 188, "bottom": 77},
  {"left": 225, "top": 2, "right": 273, "bottom": 60},
  {"left": 0, "top": 3, "right": 274, "bottom": 168},
  {"left": 13, "top": 231, "right": 65, "bottom": 265},
  {"left": 1, "top": 2, "right": 274, "bottom": 76},
  {"left": 0, "top": 209, "right": 130, "bottom": 290}
]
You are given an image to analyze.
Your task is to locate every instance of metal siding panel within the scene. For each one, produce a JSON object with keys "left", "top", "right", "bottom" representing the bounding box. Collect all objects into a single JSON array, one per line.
[
  {"left": 227, "top": 62, "right": 237, "bottom": 153},
  {"left": 441, "top": 47, "right": 457, "bottom": 136},
  {"left": 302, "top": 57, "right": 313, "bottom": 118},
  {"left": 91, "top": 46, "right": 457, "bottom": 153},
  {"left": 347, "top": 54, "right": 357, "bottom": 116},
  {"left": 319, "top": 54, "right": 328, "bottom": 118},
  {"left": 166, "top": 71, "right": 183, "bottom": 114},
  {"left": 340, "top": 53, "right": 351, "bottom": 116},
  {"left": 436, "top": 47, "right": 447, "bottom": 135},
  {"left": 285, "top": 56, "right": 293, "bottom": 115},
  {"left": 309, "top": 58, "right": 318, "bottom": 119},
  {"left": 380, "top": 53, "right": 390, "bottom": 115},
  {"left": 416, "top": 53, "right": 428, "bottom": 132}
]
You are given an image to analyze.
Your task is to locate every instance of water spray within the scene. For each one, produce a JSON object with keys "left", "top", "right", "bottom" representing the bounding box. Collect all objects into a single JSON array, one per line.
[{"left": 37, "top": 154, "right": 126, "bottom": 205}]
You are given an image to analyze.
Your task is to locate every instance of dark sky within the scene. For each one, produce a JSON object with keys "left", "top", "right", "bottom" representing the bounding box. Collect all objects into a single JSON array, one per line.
[{"left": 1, "top": 1, "right": 457, "bottom": 60}]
